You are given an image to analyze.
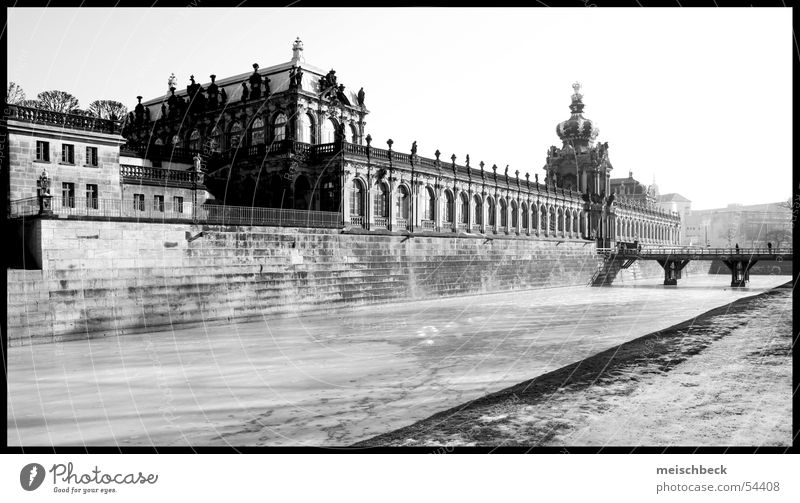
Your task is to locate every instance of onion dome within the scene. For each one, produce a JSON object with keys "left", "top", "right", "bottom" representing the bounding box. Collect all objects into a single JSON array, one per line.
[{"left": 556, "top": 82, "right": 599, "bottom": 144}]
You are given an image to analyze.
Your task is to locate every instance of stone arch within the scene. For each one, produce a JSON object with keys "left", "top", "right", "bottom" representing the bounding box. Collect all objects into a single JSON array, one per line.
[
  {"left": 293, "top": 174, "right": 312, "bottom": 210},
  {"left": 487, "top": 196, "right": 496, "bottom": 227},
  {"left": 300, "top": 112, "right": 317, "bottom": 144},
  {"left": 521, "top": 202, "right": 528, "bottom": 231},
  {"left": 499, "top": 198, "right": 508, "bottom": 228},
  {"left": 459, "top": 192, "right": 469, "bottom": 224},
  {"left": 443, "top": 189, "right": 455, "bottom": 224},
  {"left": 349, "top": 123, "right": 358, "bottom": 143},
  {"left": 374, "top": 181, "right": 390, "bottom": 219},
  {"left": 474, "top": 194, "right": 483, "bottom": 226},
  {"left": 350, "top": 178, "right": 366, "bottom": 217},
  {"left": 272, "top": 112, "right": 288, "bottom": 142},
  {"left": 532, "top": 203, "right": 539, "bottom": 233},
  {"left": 422, "top": 186, "right": 435, "bottom": 221},
  {"left": 321, "top": 116, "right": 337, "bottom": 144},
  {"left": 188, "top": 129, "right": 202, "bottom": 151},
  {"left": 395, "top": 184, "right": 410, "bottom": 222},
  {"left": 228, "top": 121, "right": 243, "bottom": 148},
  {"left": 209, "top": 126, "right": 222, "bottom": 152},
  {"left": 511, "top": 200, "right": 518, "bottom": 229}
]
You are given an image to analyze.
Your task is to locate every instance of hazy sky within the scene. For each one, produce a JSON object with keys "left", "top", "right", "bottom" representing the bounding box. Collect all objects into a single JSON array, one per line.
[{"left": 7, "top": 7, "right": 791, "bottom": 210}]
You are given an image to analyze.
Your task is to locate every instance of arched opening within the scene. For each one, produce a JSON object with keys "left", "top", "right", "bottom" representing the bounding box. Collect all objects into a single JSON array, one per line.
[
  {"left": 267, "top": 173, "right": 286, "bottom": 208},
  {"left": 228, "top": 122, "right": 243, "bottom": 149},
  {"left": 511, "top": 200, "right": 518, "bottom": 229},
  {"left": 250, "top": 117, "right": 265, "bottom": 145},
  {"left": 349, "top": 123, "right": 358, "bottom": 143},
  {"left": 423, "top": 187, "right": 435, "bottom": 221},
  {"left": 209, "top": 127, "right": 222, "bottom": 153},
  {"left": 299, "top": 113, "right": 316, "bottom": 144},
  {"left": 351, "top": 179, "right": 366, "bottom": 217},
  {"left": 580, "top": 210, "right": 586, "bottom": 237},
  {"left": 320, "top": 177, "right": 338, "bottom": 212},
  {"left": 321, "top": 118, "right": 337, "bottom": 144},
  {"left": 521, "top": 202, "right": 528, "bottom": 230},
  {"left": 532, "top": 204, "right": 539, "bottom": 232},
  {"left": 499, "top": 199, "right": 508, "bottom": 228},
  {"left": 272, "top": 113, "right": 287, "bottom": 142},
  {"left": 188, "top": 129, "right": 201, "bottom": 152},
  {"left": 443, "top": 190, "right": 455, "bottom": 224},
  {"left": 487, "top": 196, "right": 496, "bottom": 226},
  {"left": 474, "top": 195, "right": 483, "bottom": 225},
  {"left": 460, "top": 192, "right": 469, "bottom": 224},
  {"left": 374, "top": 182, "right": 389, "bottom": 220},
  {"left": 396, "top": 185, "right": 410, "bottom": 222},
  {"left": 293, "top": 174, "right": 311, "bottom": 210},
  {"left": 557, "top": 208, "right": 564, "bottom": 234},
  {"left": 549, "top": 206, "right": 556, "bottom": 234}
]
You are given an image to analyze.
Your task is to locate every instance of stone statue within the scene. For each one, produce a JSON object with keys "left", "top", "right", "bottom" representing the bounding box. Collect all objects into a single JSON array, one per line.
[
  {"left": 220, "top": 87, "right": 227, "bottom": 105},
  {"left": 249, "top": 64, "right": 262, "bottom": 99},
  {"left": 336, "top": 84, "right": 350, "bottom": 105},
  {"left": 193, "top": 153, "right": 203, "bottom": 172},
  {"left": 144, "top": 106, "right": 150, "bottom": 122},
  {"left": 241, "top": 82, "right": 249, "bottom": 102},
  {"left": 37, "top": 167, "right": 51, "bottom": 195},
  {"left": 263, "top": 75, "right": 271, "bottom": 96},
  {"left": 207, "top": 74, "right": 219, "bottom": 107},
  {"left": 134, "top": 96, "right": 145, "bottom": 124},
  {"left": 411, "top": 141, "right": 417, "bottom": 156},
  {"left": 357, "top": 87, "right": 365, "bottom": 106},
  {"left": 168, "top": 73, "right": 177, "bottom": 91},
  {"left": 160, "top": 103, "right": 167, "bottom": 119}
]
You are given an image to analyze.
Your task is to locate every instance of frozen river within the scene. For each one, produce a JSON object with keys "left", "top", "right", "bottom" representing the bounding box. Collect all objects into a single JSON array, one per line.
[{"left": 7, "top": 274, "right": 791, "bottom": 447}]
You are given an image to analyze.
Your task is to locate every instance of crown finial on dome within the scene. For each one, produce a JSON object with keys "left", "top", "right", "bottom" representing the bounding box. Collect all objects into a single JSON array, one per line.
[
  {"left": 572, "top": 81, "right": 581, "bottom": 93},
  {"left": 292, "top": 37, "right": 305, "bottom": 63}
]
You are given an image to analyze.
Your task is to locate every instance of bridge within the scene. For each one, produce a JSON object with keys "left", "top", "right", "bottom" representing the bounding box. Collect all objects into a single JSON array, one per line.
[{"left": 595, "top": 246, "right": 793, "bottom": 287}]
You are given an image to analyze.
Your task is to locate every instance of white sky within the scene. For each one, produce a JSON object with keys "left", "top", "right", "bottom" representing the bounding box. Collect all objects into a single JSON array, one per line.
[{"left": 7, "top": 7, "right": 792, "bottom": 210}]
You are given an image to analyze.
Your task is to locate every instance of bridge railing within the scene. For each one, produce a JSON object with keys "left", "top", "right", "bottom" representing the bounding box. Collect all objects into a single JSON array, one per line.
[{"left": 601, "top": 245, "right": 792, "bottom": 257}]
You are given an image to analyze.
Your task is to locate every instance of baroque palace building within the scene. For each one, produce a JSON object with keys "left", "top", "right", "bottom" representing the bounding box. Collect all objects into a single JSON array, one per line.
[{"left": 7, "top": 39, "right": 680, "bottom": 249}]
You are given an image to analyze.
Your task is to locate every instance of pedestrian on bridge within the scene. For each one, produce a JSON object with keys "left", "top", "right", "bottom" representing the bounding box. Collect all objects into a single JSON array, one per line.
[
  {"left": 735, "top": 243, "right": 739, "bottom": 254},
  {"left": 768, "top": 242, "right": 773, "bottom": 253}
]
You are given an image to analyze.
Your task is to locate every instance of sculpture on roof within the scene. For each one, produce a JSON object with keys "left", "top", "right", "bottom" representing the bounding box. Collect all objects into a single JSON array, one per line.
[
  {"left": 168, "top": 73, "right": 177, "bottom": 91},
  {"left": 241, "top": 82, "right": 249, "bottom": 102},
  {"left": 220, "top": 87, "right": 227, "bottom": 105},
  {"left": 207, "top": 74, "right": 219, "bottom": 108},
  {"left": 249, "top": 64, "right": 262, "bottom": 99},
  {"left": 357, "top": 87, "right": 365, "bottom": 107},
  {"left": 411, "top": 141, "right": 417, "bottom": 156},
  {"left": 336, "top": 84, "right": 351, "bottom": 105},
  {"left": 290, "top": 66, "right": 304, "bottom": 89}
]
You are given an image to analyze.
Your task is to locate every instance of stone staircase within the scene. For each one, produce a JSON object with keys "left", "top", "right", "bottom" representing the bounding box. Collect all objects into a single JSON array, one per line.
[{"left": 591, "top": 256, "right": 623, "bottom": 286}]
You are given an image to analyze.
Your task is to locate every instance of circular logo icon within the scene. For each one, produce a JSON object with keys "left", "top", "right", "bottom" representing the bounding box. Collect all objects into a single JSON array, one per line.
[{"left": 20, "top": 463, "right": 46, "bottom": 491}]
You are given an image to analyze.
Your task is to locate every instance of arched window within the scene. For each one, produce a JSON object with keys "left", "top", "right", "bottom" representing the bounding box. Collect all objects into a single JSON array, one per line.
[
  {"left": 474, "top": 195, "right": 483, "bottom": 225},
  {"left": 171, "top": 134, "right": 182, "bottom": 147},
  {"left": 273, "top": 113, "right": 287, "bottom": 142},
  {"left": 209, "top": 127, "right": 222, "bottom": 152},
  {"left": 521, "top": 202, "right": 528, "bottom": 230},
  {"left": 423, "top": 187, "right": 435, "bottom": 221},
  {"left": 557, "top": 208, "right": 564, "bottom": 233},
  {"left": 228, "top": 122, "right": 243, "bottom": 148},
  {"left": 460, "top": 193, "right": 469, "bottom": 224},
  {"left": 396, "top": 185, "right": 410, "bottom": 221},
  {"left": 487, "top": 196, "right": 496, "bottom": 226},
  {"left": 511, "top": 200, "right": 518, "bottom": 228},
  {"left": 250, "top": 117, "right": 265, "bottom": 145},
  {"left": 499, "top": 199, "right": 508, "bottom": 227},
  {"left": 321, "top": 118, "right": 337, "bottom": 144},
  {"left": 154, "top": 138, "right": 164, "bottom": 146},
  {"left": 532, "top": 204, "right": 539, "bottom": 231},
  {"left": 349, "top": 123, "right": 358, "bottom": 143},
  {"left": 549, "top": 206, "right": 556, "bottom": 234},
  {"left": 351, "top": 179, "right": 365, "bottom": 216},
  {"left": 300, "top": 113, "right": 316, "bottom": 144},
  {"left": 374, "top": 182, "right": 389, "bottom": 218},
  {"left": 443, "top": 190, "right": 454, "bottom": 223},
  {"left": 188, "top": 129, "right": 201, "bottom": 151}
]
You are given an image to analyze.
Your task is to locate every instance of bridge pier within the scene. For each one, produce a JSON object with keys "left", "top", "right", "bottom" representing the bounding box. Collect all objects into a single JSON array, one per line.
[
  {"left": 656, "top": 259, "right": 690, "bottom": 286},
  {"left": 722, "top": 259, "right": 758, "bottom": 287}
]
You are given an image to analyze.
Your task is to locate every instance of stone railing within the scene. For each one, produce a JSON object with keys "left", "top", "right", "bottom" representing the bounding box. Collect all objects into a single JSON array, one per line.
[
  {"left": 120, "top": 164, "right": 203, "bottom": 188},
  {"left": 350, "top": 215, "right": 364, "bottom": 228},
  {"left": 373, "top": 217, "right": 388, "bottom": 229},
  {"left": 395, "top": 218, "right": 408, "bottom": 231},
  {"left": 7, "top": 104, "right": 120, "bottom": 134},
  {"left": 8, "top": 196, "right": 342, "bottom": 228}
]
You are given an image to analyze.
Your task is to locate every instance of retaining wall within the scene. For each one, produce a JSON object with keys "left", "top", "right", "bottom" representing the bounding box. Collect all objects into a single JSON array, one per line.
[{"left": 8, "top": 219, "right": 621, "bottom": 345}]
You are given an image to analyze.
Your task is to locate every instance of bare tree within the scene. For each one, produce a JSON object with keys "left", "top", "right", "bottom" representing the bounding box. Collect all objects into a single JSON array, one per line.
[
  {"left": 88, "top": 100, "right": 128, "bottom": 121},
  {"left": 6, "top": 81, "right": 26, "bottom": 104},
  {"left": 36, "top": 90, "right": 80, "bottom": 113},
  {"left": 20, "top": 99, "right": 40, "bottom": 108}
]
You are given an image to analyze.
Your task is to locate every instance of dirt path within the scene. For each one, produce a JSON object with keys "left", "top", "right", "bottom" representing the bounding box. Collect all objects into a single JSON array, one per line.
[{"left": 355, "top": 283, "right": 792, "bottom": 447}]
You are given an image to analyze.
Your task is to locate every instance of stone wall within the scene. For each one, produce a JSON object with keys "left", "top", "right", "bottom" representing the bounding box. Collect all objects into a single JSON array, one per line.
[{"left": 7, "top": 219, "right": 615, "bottom": 346}]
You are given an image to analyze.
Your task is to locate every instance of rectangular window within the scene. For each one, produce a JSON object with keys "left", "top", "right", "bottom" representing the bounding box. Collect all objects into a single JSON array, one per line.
[
  {"left": 36, "top": 141, "right": 50, "bottom": 162},
  {"left": 61, "top": 144, "right": 75, "bottom": 164},
  {"left": 85, "top": 184, "right": 98, "bottom": 210},
  {"left": 154, "top": 195, "right": 164, "bottom": 212},
  {"left": 62, "top": 182, "right": 75, "bottom": 208},
  {"left": 86, "top": 147, "right": 98, "bottom": 167},
  {"left": 173, "top": 196, "right": 184, "bottom": 213},
  {"left": 133, "top": 194, "right": 145, "bottom": 212}
]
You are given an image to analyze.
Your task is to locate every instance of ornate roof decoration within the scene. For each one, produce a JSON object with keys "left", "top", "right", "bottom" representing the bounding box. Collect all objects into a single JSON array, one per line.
[{"left": 556, "top": 81, "right": 600, "bottom": 145}]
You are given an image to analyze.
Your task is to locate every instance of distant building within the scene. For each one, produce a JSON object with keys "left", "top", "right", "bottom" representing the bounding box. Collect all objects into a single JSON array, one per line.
[
  {"left": 683, "top": 202, "right": 791, "bottom": 248},
  {"left": 657, "top": 193, "right": 692, "bottom": 244}
]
